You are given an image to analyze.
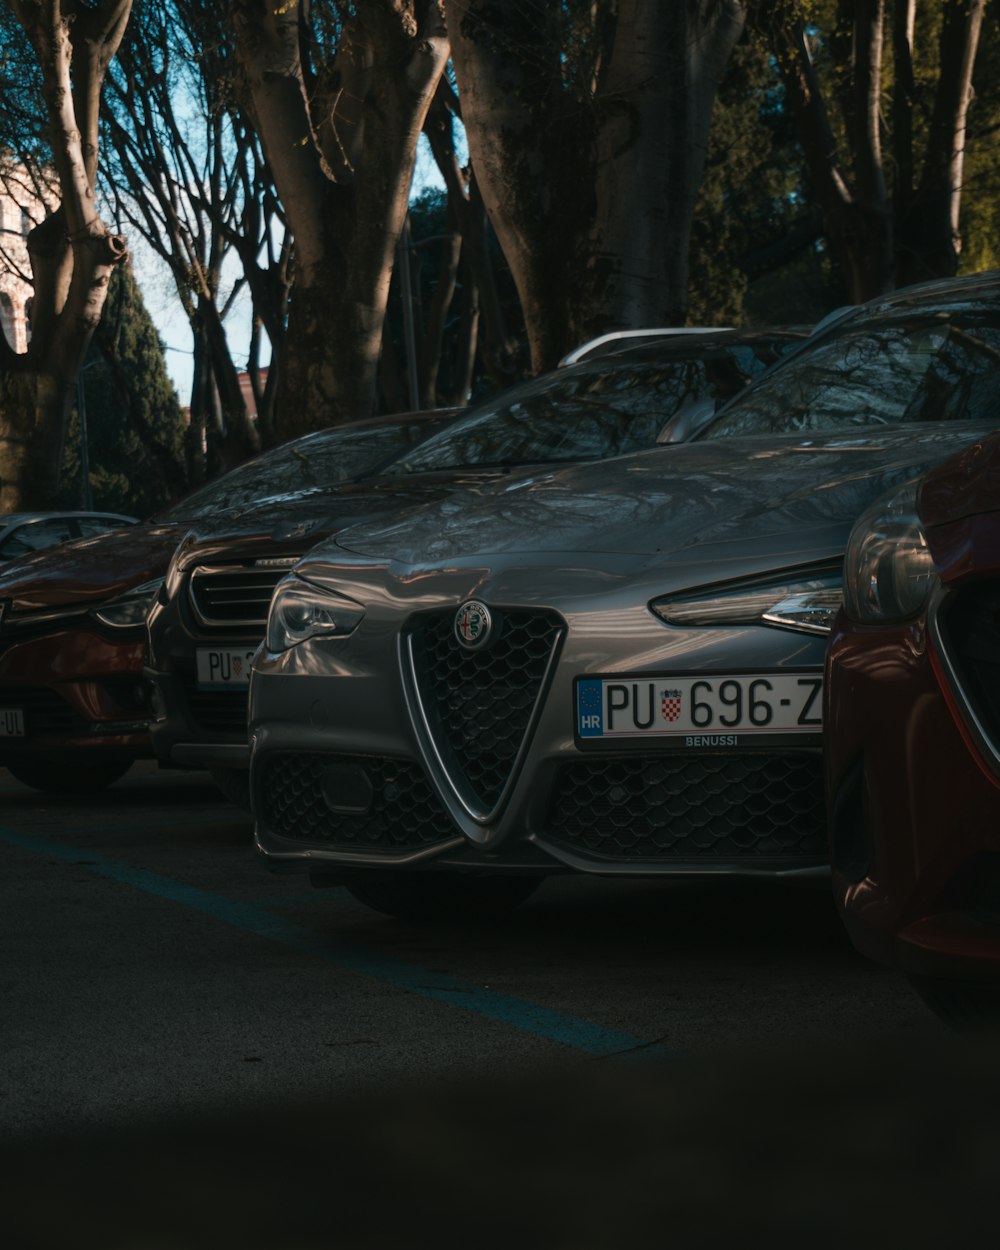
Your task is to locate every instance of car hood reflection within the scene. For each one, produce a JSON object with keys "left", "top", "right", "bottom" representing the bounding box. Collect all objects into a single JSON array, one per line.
[
  {"left": 0, "top": 522, "right": 185, "bottom": 613},
  {"left": 324, "top": 427, "right": 989, "bottom": 569}
]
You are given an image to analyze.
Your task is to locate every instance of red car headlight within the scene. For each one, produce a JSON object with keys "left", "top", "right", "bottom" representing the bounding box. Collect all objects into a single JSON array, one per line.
[{"left": 842, "top": 481, "right": 937, "bottom": 624}]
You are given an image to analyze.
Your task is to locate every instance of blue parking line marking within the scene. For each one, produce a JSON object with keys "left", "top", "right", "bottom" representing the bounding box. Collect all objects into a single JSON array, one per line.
[{"left": 0, "top": 825, "right": 673, "bottom": 1059}]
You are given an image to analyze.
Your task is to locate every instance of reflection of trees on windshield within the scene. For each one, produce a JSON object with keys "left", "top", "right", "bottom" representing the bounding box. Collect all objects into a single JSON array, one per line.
[
  {"left": 334, "top": 426, "right": 991, "bottom": 567},
  {"left": 707, "top": 317, "right": 1000, "bottom": 439},
  {"left": 158, "top": 417, "right": 449, "bottom": 522},
  {"left": 392, "top": 345, "right": 786, "bottom": 474}
]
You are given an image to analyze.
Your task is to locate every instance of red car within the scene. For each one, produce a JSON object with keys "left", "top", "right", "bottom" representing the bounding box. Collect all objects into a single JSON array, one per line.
[
  {"left": 827, "top": 430, "right": 1000, "bottom": 1025},
  {"left": 0, "top": 412, "right": 454, "bottom": 794}
]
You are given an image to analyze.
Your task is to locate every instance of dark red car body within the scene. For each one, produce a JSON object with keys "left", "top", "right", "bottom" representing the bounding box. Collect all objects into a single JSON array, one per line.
[
  {"left": 827, "top": 432, "right": 1000, "bottom": 997},
  {"left": 0, "top": 522, "right": 184, "bottom": 788}
]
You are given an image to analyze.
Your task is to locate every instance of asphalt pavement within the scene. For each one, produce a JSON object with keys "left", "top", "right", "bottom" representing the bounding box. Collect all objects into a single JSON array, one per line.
[{"left": 5, "top": 761, "right": 995, "bottom": 1246}]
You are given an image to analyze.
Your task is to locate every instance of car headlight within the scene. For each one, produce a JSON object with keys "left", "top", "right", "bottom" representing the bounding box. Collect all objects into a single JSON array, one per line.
[
  {"left": 842, "top": 480, "right": 937, "bottom": 623},
  {"left": 651, "top": 570, "right": 843, "bottom": 636},
  {"left": 92, "top": 578, "right": 166, "bottom": 628},
  {"left": 265, "top": 576, "right": 365, "bottom": 651}
]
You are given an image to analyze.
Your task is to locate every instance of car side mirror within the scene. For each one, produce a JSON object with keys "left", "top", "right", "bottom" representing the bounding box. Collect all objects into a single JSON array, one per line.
[{"left": 656, "top": 397, "right": 717, "bottom": 445}]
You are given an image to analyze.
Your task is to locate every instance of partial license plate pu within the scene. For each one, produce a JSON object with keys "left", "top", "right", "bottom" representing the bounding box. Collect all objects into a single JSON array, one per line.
[
  {"left": 0, "top": 708, "right": 25, "bottom": 737},
  {"left": 196, "top": 648, "right": 256, "bottom": 689},
  {"left": 576, "top": 673, "right": 822, "bottom": 740}
]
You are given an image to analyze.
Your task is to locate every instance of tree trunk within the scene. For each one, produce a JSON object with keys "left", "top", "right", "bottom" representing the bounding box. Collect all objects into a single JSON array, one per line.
[
  {"left": 0, "top": 1, "right": 131, "bottom": 510},
  {"left": 423, "top": 82, "right": 519, "bottom": 387},
  {"left": 767, "top": 7, "right": 892, "bottom": 302},
  {"left": 232, "top": 0, "right": 449, "bottom": 438},
  {"left": 449, "top": 255, "right": 480, "bottom": 408},
  {"left": 579, "top": 0, "right": 746, "bottom": 342},
  {"left": 0, "top": 368, "right": 68, "bottom": 507},
  {"left": 447, "top": 1, "right": 747, "bottom": 373},
  {"left": 897, "top": 0, "right": 986, "bottom": 285},
  {"left": 767, "top": 0, "right": 985, "bottom": 299},
  {"left": 419, "top": 229, "right": 462, "bottom": 408},
  {"left": 0, "top": 227, "right": 128, "bottom": 512},
  {"left": 445, "top": 0, "right": 583, "bottom": 372}
]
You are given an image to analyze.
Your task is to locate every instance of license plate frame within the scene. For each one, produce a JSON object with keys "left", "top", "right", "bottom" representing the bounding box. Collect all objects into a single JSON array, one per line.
[
  {"left": 574, "top": 671, "right": 823, "bottom": 747},
  {"left": 195, "top": 647, "right": 257, "bottom": 689}
]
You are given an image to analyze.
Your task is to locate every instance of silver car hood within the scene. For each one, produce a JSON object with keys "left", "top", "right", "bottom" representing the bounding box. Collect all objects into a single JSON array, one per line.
[{"left": 313, "top": 427, "right": 987, "bottom": 582}]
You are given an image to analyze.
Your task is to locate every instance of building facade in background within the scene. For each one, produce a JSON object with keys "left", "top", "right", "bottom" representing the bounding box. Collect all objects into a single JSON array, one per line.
[{"left": 0, "top": 167, "right": 49, "bottom": 353}]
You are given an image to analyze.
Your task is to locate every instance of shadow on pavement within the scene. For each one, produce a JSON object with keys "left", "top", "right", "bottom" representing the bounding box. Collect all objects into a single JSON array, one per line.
[{"left": 3, "top": 1036, "right": 997, "bottom": 1248}]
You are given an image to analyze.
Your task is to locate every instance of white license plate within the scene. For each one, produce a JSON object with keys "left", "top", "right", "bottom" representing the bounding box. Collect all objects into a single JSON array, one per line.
[
  {"left": 0, "top": 708, "right": 25, "bottom": 737},
  {"left": 196, "top": 648, "right": 257, "bottom": 688},
  {"left": 576, "top": 673, "right": 823, "bottom": 740}
]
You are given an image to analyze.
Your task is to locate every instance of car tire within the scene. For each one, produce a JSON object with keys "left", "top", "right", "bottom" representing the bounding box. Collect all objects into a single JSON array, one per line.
[
  {"left": 341, "top": 870, "right": 542, "bottom": 922},
  {"left": 208, "top": 766, "right": 252, "bottom": 812},
  {"left": 908, "top": 975, "right": 1000, "bottom": 1030},
  {"left": 6, "top": 758, "right": 132, "bottom": 794}
]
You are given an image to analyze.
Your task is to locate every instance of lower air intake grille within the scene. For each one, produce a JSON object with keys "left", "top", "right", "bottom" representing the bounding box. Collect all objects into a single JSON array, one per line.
[
  {"left": 409, "top": 607, "right": 563, "bottom": 812},
  {"left": 545, "top": 753, "right": 826, "bottom": 861},
  {"left": 257, "top": 753, "right": 457, "bottom": 851}
]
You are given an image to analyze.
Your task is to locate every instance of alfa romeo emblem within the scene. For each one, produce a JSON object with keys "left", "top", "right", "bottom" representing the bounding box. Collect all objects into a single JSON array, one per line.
[{"left": 454, "top": 600, "right": 492, "bottom": 649}]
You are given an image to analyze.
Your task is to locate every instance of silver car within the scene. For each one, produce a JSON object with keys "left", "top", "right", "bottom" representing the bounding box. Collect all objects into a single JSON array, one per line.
[{"left": 249, "top": 273, "right": 1000, "bottom": 919}]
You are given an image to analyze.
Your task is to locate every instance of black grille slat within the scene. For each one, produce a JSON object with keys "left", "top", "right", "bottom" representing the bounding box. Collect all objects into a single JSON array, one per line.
[
  {"left": 409, "top": 608, "right": 563, "bottom": 811},
  {"left": 546, "top": 753, "right": 826, "bottom": 861},
  {"left": 189, "top": 568, "right": 285, "bottom": 627},
  {"left": 258, "top": 753, "right": 456, "bottom": 851}
]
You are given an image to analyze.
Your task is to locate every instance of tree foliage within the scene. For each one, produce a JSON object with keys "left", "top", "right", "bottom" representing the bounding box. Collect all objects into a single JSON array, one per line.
[
  {"left": 761, "top": 0, "right": 989, "bottom": 301},
  {"left": 59, "top": 262, "right": 185, "bottom": 516},
  {"left": 2, "top": 1, "right": 999, "bottom": 511}
]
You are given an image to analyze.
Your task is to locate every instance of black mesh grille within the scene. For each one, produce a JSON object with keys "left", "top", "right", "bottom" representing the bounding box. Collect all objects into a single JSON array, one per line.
[
  {"left": 938, "top": 581, "right": 1000, "bottom": 753},
  {"left": 179, "top": 677, "right": 248, "bottom": 736},
  {"left": 0, "top": 687, "right": 88, "bottom": 736},
  {"left": 409, "top": 607, "right": 563, "bottom": 811},
  {"left": 258, "top": 753, "right": 456, "bottom": 851},
  {"left": 545, "top": 753, "right": 826, "bottom": 861},
  {"left": 189, "top": 567, "right": 285, "bottom": 628}
]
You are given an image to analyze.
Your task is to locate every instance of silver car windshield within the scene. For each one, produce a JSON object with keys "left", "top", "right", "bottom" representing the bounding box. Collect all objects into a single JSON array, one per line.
[
  {"left": 386, "top": 346, "right": 785, "bottom": 474},
  {"left": 705, "top": 317, "right": 1000, "bottom": 439}
]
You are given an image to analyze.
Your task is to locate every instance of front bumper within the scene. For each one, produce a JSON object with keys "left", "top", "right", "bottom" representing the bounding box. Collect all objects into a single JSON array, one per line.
[
  {"left": 147, "top": 664, "right": 252, "bottom": 770},
  {"left": 251, "top": 581, "right": 828, "bottom": 879},
  {"left": 0, "top": 627, "right": 153, "bottom": 762},
  {"left": 146, "top": 555, "right": 300, "bottom": 771}
]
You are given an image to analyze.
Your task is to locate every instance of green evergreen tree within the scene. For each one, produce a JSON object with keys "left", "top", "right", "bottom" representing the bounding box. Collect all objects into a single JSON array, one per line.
[{"left": 60, "top": 262, "right": 187, "bottom": 517}]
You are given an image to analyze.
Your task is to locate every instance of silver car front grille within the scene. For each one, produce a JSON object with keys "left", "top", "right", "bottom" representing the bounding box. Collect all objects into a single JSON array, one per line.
[
  {"left": 188, "top": 565, "right": 286, "bottom": 629},
  {"left": 407, "top": 607, "right": 565, "bottom": 817}
]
